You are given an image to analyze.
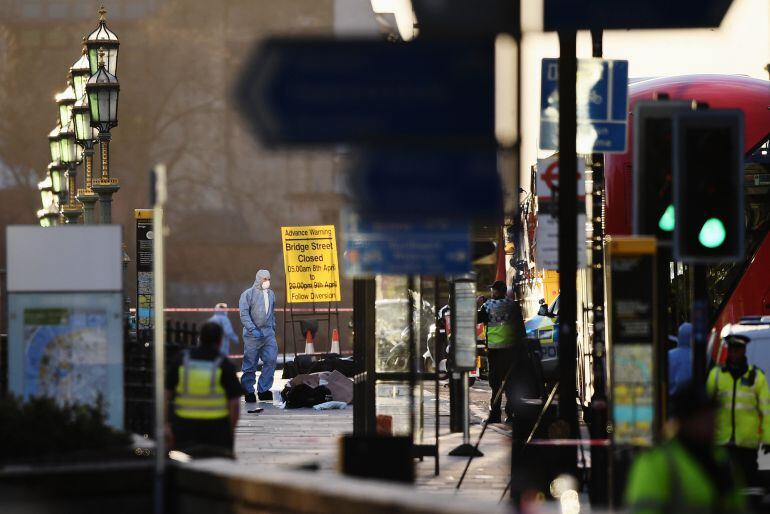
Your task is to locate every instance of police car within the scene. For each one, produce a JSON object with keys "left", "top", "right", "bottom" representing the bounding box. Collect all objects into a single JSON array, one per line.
[{"left": 525, "top": 295, "right": 559, "bottom": 382}]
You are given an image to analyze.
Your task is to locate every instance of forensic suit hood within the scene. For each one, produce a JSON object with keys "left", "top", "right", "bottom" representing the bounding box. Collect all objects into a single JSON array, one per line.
[
  {"left": 677, "top": 322, "right": 693, "bottom": 349},
  {"left": 254, "top": 269, "right": 271, "bottom": 288}
]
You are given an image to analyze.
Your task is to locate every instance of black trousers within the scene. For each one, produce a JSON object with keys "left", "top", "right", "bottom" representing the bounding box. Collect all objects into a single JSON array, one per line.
[
  {"left": 725, "top": 445, "right": 758, "bottom": 487},
  {"left": 172, "top": 416, "right": 234, "bottom": 457},
  {"left": 488, "top": 347, "right": 516, "bottom": 418}
]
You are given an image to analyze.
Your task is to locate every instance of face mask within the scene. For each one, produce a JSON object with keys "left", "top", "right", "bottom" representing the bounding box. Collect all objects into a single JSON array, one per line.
[{"left": 261, "top": 280, "right": 270, "bottom": 290}]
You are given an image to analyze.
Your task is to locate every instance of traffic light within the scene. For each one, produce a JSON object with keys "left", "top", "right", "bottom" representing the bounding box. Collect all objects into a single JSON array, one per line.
[
  {"left": 632, "top": 100, "right": 691, "bottom": 239},
  {"left": 673, "top": 109, "right": 744, "bottom": 262}
]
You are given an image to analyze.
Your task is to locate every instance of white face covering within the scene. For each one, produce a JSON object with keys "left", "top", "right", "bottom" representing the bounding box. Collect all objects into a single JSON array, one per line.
[{"left": 261, "top": 280, "right": 270, "bottom": 290}]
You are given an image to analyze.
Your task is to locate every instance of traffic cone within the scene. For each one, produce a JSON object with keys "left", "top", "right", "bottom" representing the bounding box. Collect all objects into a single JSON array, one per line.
[
  {"left": 304, "top": 329, "right": 316, "bottom": 355},
  {"left": 330, "top": 328, "right": 341, "bottom": 354}
]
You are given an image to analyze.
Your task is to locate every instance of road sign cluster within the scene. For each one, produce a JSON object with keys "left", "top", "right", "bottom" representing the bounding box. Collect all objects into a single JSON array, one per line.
[{"left": 535, "top": 155, "right": 587, "bottom": 270}]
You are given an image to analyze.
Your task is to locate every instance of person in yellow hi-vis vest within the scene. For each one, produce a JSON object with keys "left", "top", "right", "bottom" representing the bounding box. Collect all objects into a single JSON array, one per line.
[
  {"left": 707, "top": 333, "right": 770, "bottom": 487},
  {"left": 165, "top": 322, "right": 243, "bottom": 455},
  {"left": 478, "top": 280, "right": 526, "bottom": 424},
  {"left": 624, "top": 384, "right": 747, "bottom": 514}
]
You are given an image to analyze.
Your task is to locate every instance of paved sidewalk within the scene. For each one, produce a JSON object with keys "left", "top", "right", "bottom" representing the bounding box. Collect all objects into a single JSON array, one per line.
[{"left": 234, "top": 374, "right": 512, "bottom": 501}]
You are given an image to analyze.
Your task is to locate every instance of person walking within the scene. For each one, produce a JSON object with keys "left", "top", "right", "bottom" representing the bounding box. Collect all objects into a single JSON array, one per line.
[
  {"left": 625, "top": 384, "right": 747, "bottom": 514},
  {"left": 707, "top": 333, "right": 770, "bottom": 487},
  {"left": 165, "top": 322, "right": 242, "bottom": 456},
  {"left": 239, "top": 269, "right": 278, "bottom": 403},
  {"left": 667, "top": 322, "right": 693, "bottom": 397},
  {"left": 478, "top": 280, "right": 526, "bottom": 424},
  {"left": 208, "top": 302, "right": 239, "bottom": 357}
]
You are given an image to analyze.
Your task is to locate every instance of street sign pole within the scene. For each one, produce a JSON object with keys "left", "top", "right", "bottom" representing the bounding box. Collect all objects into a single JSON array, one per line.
[
  {"left": 588, "top": 28, "right": 610, "bottom": 508},
  {"left": 557, "top": 30, "right": 579, "bottom": 461},
  {"left": 691, "top": 266, "right": 709, "bottom": 385},
  {"left": 151, "top": 164, "right": 167, "bottom": 514}
]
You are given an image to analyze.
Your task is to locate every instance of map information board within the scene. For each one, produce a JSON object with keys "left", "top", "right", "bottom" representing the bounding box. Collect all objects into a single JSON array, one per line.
[{"left": 23, "top": 307, "right": 109, "bottom": 403}]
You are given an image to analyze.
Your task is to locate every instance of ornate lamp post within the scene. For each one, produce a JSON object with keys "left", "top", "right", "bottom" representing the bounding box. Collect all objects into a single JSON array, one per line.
[
  {"left": 55, "top": 80, "right": 76, "bottom": 130},
  {"left": 37, "top": 176, "right": 59, "bottom": 227},
  {"left": 48, "top": 161, "right": 65, "bottom": 201},
  {"left": 59, "top": 117, "right": 83, "bottom": 224},
  {"left": 71, "top": 39, "right": 91, "bottom": 99},
  {"left": 48, "top": 125, "right": 67, "bottom": 226},
  {"left": 73, "top": 94, "right": 99, "bottom": 223},
  {"left": 55, "top": 79, "right": 83, "bottom": 224},
  {"left": 85, "top": 6, "right": 119, "bottom": 76},
  {"left": 86, "top": 48, "right": 120, "bottom": 224},
  {"left": 47, "top": 125, "right": 67, "bottom": 203},
  {"left": 71, "top": 38, "right": 100, "bottom": 223}
]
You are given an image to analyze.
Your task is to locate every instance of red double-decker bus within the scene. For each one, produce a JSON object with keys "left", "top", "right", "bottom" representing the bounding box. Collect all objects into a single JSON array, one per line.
[{"left": 604, "top": 74, "right": 770, "bottom": 356}]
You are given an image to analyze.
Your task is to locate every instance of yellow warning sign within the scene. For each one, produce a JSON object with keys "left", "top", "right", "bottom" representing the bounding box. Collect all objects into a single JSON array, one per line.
[{"left": 281, "top": 225, "right": 342, "bottom": 303}]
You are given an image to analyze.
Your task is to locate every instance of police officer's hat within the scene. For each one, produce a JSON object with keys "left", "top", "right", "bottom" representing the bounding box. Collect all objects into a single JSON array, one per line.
[{"left": 724, "top": 334, "right": 750, "bottom": 347}]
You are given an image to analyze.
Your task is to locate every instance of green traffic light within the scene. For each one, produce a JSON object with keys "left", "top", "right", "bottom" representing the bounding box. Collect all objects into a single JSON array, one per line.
[
  {"left": 698, "top": 218, "right": 726, "bottom": 248},
  {"left": 658, "top": 204, "right": 675, "bottom": 232}
]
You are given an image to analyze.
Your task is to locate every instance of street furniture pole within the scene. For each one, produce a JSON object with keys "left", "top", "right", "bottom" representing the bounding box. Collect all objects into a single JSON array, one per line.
[{"left": 152, "top": 164, "right": 167, "bottom": 514}]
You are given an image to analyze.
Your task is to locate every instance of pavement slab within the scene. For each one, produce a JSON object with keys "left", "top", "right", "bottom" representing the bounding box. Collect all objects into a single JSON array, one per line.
[{"left": 234, "top": 373, "right": 512, "bottom": 501}]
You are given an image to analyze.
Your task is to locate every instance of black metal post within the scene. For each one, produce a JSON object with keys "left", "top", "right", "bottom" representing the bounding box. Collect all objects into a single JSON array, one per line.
[
  {"left": 656, "top": 245, "right": 672, "bottom": 425},
  {"left": 434, "top": 276, "right": 440, "bottom": 476},
  {"left": 408, "top": 276, "right": 417, "bottom": 440},
  {"left": 352, "top": 278, "right": 377, "bottom": 435},
  {"left": 557, "top": 30, "right": 579, "bottom": 446},
  {"left": 691, "top": 265, "right": 708, "bottom": 385},
  {"left": 587, "top": 27, "right": 611, "bottom": 508},
  {"left": 448, "top": 278, "right": 463, "bottom": 433}
]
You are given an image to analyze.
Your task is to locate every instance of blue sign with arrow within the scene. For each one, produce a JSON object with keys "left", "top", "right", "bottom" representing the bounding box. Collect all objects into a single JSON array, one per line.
[
  {"left": 342, "top": 212, "right": 471, "bottom": 276},
  {"left": 236, "top": 38, "right": 494, "bottom": 147},
  {"left": 539, "top": 58, "right": 628, "bottom": 153},
  {"left": 346, "top": 149, "right": 502, "bottom": 221}
]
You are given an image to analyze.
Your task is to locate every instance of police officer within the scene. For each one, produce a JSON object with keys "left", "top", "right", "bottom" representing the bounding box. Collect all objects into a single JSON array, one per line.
[
  {"left": 478, "top": 280, "right": 526, "bottom": 424},
  {"left": 165, "top": 321, "right": 243, "bottom": 455},
  {"left": 707, "top": 333, "right": 770, "bottom": 486},
  {"left": 625, "top": 384, "right": 746, "bottom": 514}
]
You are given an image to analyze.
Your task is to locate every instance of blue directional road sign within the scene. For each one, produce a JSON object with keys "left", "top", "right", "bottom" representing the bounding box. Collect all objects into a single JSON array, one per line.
[
  {"left": 235, "top": 38, "right": 494, "bottom": 146},
  {"left": 346, "top": 149, "right": 502, "bottom": 221},
  {"left": 539, "top": 58, "right": 628, "bottom": 153},
  {"left": 342, "top": 212, "right": 471, "bottom": 276}
]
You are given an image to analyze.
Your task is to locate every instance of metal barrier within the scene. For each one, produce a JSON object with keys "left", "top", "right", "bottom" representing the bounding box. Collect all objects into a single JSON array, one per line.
[
  {"left": 124, "top": 320, "right": 200, "bottom": 437},
  {"left": 129, "top": 307, "right": 354, "bottom": 355}
]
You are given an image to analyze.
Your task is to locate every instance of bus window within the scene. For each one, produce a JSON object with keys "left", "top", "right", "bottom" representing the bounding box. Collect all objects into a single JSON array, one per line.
[{"left": 707, "top": 139, "right": 770, "bottom": 313}]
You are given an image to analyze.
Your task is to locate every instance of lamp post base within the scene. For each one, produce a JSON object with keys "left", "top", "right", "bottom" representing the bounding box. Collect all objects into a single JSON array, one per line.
[
  {"left": 76, "top": 190, "right": 99, "bottom": 225},
  {"left": 92, "top": 178, "right": 120, "bottom": 224},
  {"left": 61, "top": 205, "right": 83, "bottom": 224}
]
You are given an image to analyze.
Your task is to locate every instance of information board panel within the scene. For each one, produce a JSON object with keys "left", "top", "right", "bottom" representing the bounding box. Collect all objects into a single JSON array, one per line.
[
  {"left": 281, "top": 225, "right": 342, "bottom": 303},
  {"left": 605, "top": 237, "right": 658, "bottom": 446},
  {"left": 135, "top": 209, "right": 154, "bottom": 332},
  {"left": 7, "top": 292, "right": 124, "bottom": 428},
  {"left": 452, "top": 279, "right": 477, "bottom": 371}
]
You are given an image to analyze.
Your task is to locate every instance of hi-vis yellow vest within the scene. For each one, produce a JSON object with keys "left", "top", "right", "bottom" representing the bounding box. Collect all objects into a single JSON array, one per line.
[
  {"left": 484, "top": 298, "right": 516, "bottom": 349},
  {"left": 707, "top": 364, "right": 770, "bottom": 449},
  {"left": 174, "top": 352, "right": 228, "bottom": 420}
]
